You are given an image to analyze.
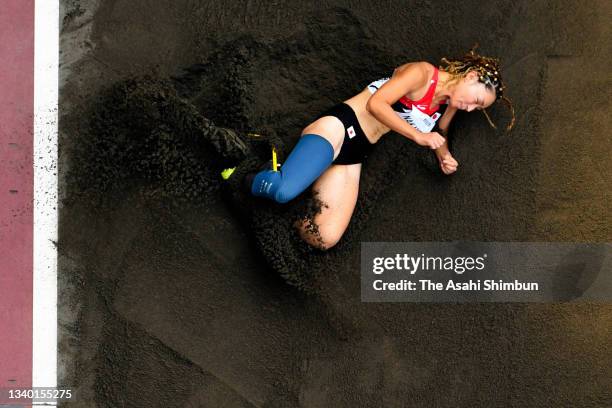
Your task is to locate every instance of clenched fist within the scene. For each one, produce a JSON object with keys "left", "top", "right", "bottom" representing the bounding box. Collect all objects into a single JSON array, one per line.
[
  {"left": 438, "top": 152, "right": 458, "bottom": 175},
  {"left": 415, "top": 132, "right": 446, "bottom": 149}
]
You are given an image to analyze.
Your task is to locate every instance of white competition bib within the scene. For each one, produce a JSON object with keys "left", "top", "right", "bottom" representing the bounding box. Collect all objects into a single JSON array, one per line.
[{"left": 397, "top": 105, "right": 439, "bottom": 133}]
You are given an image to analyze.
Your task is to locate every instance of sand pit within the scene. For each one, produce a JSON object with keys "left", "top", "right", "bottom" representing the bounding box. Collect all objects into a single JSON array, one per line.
[{"left": 58, "top": 1, "right": 611, "bottom": 406}]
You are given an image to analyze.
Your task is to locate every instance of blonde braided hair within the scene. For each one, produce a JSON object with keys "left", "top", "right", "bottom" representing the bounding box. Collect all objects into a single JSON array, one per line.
[{"left": 440, "top": 44, "right": 516, "bottom": 131}]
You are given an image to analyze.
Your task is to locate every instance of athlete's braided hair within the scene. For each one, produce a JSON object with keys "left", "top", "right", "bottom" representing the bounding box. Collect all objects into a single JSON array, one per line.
[{"left": 440, "top": 44, "right": 516, "bottom": 131}]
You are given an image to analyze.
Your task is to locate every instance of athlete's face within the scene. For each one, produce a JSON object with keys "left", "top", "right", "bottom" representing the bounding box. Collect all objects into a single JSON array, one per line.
[{"left": 450, "top": 71, "right": 497, "bottom": 112}]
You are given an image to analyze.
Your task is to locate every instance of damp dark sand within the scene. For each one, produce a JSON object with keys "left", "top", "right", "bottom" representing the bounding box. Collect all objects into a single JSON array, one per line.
[{"left": 58, "top": 1, "right": 611, "bottom": 406}]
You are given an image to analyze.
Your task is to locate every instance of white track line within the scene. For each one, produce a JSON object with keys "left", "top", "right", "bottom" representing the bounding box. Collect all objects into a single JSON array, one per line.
[{"left": 32, "top": 0, "right": 59, "bottom": 394}]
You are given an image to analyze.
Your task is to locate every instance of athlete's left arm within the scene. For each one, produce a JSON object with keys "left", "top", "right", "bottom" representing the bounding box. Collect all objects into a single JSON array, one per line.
[
  {"left": 434, "top": 105, "right": 457, "bottom": 158},
  {"left": 437, "top": 105, "right": 457, "bottom": 136},
  {"left": 434, "top": 105, "right": 459, "bottom": 174}
]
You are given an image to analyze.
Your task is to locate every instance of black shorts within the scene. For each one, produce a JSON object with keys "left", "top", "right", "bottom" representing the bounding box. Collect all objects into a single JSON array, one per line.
[{"left": 315, "top": 102, "right": 375, "bottom": 165}]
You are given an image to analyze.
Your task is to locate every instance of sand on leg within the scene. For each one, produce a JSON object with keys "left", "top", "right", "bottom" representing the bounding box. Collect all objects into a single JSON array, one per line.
[{"left": 295, "top": 163, "right": 361, "bottom": 250}]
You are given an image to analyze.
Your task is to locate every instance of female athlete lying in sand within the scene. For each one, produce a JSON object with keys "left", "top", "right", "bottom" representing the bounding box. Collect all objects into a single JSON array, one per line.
[{"left": 230, "top": 46, "right": 515, "bottom": 250}]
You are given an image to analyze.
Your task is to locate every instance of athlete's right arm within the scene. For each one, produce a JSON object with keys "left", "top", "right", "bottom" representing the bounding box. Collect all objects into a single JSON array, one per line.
[{"left": 366, "top": 62, "right": 446, "bottom": 149}]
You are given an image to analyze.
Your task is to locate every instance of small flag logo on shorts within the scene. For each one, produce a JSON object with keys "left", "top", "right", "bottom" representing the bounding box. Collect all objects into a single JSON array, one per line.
[{"left": 347, "top": 126, "right": 356, "bottom": 138}]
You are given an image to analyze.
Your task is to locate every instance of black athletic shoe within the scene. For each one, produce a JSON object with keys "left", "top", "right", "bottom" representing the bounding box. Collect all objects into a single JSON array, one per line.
[
  {"left": 243, "top": 172, "right": 256, "bottom": 195},
  {"left": 219, "top": 156, "right": 261, "bottom": 223},
  {"left": 221, "top": 157, "right": 261, "bottom": 196}
]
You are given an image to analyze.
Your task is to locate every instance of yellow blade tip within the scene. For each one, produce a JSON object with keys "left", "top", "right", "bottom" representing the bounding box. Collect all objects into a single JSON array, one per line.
[{"left": 221, "top": 167, "right": 236, "bottom": 180}]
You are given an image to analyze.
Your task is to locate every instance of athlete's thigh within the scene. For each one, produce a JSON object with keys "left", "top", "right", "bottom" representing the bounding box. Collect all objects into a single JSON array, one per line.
[
  {"left": 311, "top": 162, "right": 361, "bottom": 243},
  {"left": 301, "top": 116, "right": 345, "bottom": 161}
]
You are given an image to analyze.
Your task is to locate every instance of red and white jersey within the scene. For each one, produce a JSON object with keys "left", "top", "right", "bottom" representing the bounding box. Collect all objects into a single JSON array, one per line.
[{"left": 367, "top": 66, "right": 447, "bottom": 132}]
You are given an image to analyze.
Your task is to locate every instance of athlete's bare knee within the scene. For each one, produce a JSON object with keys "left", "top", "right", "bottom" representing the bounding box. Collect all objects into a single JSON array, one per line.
[
  {"left": 316, "top": 238, "right": 339, "bottom": 251},
  {"left": 317, "top": 228, "right": 342, "bottom": 250},
  {"left": 304, "top": 234, "right": 338, "bottom": 251},
  {"left": 293, "top": 218, "right": 338, "bottom": 251}
]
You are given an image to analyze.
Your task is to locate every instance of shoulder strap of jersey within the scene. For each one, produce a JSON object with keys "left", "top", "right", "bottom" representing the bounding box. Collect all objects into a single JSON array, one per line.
[
  {"left": 421, "top": 66, "right": 439, "bottom": 104},
  {"left": 398, "top": 65, "right": 439, "bottom": 108}
]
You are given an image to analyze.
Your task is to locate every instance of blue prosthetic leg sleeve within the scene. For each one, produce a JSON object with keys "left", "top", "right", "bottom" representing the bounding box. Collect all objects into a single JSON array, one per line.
[{"left": 250, "top": 133, "right": 334, "bottom": 203}]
